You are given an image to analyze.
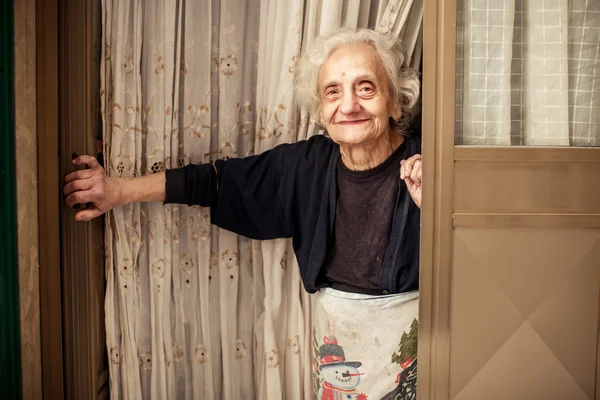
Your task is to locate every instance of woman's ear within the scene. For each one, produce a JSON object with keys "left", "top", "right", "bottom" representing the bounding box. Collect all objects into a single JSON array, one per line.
[
  {"left": 316, "top": 110, "right": 328, "bottom": 133},
  {"left": 387, "top": 96, "right": 401, "bottom": 119},
  {"left": 391, "top": 103, "right": 402, "bottom": 122},
  {"left": 317, "top": 110, "right": 325, "bottom": 126}
]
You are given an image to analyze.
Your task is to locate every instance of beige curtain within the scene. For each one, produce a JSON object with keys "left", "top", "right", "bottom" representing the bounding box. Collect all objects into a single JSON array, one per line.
[
  {"left": 101, "top": 0, "right": 422, "bottom": 398},
  {"left": 456, "top": 0, "right": 600, "bottom": 146}
]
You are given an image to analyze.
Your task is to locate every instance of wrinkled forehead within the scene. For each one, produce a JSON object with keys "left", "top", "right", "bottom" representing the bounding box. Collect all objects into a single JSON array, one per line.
[{"left": 318, "top": 42, "right": 388, "bottom": 88}]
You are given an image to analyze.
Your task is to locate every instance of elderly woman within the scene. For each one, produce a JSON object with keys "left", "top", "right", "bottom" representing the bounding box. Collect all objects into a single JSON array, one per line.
[{"left": 64, "top": 28, "right": 422, "bottom": 399}]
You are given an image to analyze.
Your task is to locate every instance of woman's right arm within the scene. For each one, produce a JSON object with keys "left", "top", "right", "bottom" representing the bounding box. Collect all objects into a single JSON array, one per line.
[
  {"left": 64, "top": 148, "right": 292, "bottom": 240},
  {"left": 64, "top": 137, "right": 326, "bottom": 239},
  {"left": 64, "top": 155, "right": 166, "bottom": 221}
]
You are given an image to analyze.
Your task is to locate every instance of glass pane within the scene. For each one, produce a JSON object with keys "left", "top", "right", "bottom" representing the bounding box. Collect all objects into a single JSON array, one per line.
[{"left": 455, "top": 0, "right": 600, "bottom": 146}]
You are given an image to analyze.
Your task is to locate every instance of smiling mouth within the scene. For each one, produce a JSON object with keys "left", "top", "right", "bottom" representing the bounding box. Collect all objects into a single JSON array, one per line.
[{"left": 337, "top": 119, "right": 368, "bottom": 125}]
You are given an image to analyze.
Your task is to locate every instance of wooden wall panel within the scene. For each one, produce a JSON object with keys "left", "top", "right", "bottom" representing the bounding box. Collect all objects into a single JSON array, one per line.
[{"left": 15, "top": 0, "right": 43, "bottom": 398}]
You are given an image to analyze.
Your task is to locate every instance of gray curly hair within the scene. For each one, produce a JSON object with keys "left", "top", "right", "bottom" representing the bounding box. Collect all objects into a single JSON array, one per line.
[{"left": 295, "top": 28, "right": 420, "bottom": 133}]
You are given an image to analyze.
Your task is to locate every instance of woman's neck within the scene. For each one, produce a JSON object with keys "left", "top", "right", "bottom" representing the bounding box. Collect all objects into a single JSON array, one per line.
[{"left": 339, "top": 131, "right": 404, "bottom": 171}]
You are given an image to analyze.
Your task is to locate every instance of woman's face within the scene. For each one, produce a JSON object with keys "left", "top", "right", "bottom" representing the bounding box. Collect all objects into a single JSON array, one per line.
[{"left": 318, "top": 43, "right": 400, "bottom": 147}]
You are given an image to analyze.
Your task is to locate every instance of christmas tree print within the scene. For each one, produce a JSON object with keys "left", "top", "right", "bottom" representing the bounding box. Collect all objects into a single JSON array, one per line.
[
  {"left": 312, "top": 326, "right": 323, "bottom": 397},
  {"left": 381, "top": 319, "right": 419, "bottom": 400},
  {"left": 391, "top": 318, "right": 418, "bottom": 367}
]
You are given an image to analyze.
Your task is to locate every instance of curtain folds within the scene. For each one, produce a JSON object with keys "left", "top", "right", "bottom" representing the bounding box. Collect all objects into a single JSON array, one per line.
[{"left": 456, "top": 0, "right": 600, "bottom": 146}]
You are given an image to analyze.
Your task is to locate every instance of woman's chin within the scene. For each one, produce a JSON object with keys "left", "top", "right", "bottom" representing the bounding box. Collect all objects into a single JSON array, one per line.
[{"left": 329, "top": 129, "right": 380, "bottom": 147}]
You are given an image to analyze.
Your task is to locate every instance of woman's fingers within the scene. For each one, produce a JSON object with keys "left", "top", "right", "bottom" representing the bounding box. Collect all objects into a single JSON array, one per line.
[
  {"left": 65, "top": 155, "right": 102, "bottom": 184},
  {"left": 400, "top": 154, "right": 422, "bottom": 180},
  {"left": 73, "top": 155, "right": 101, "bottom": 169},
  {"left": 410, "top": 160, "right": 422, "bottom": 185},
  {"left": 64, "top": 176, "right": 96, "bottom": 196},
  {"left": 74, "top": 207, "right": 103, "bottom": 222},
  {"left": 64, "top": 168, "right": 95, "bottom": 184},
  {"left": 65, "top": 189, "right": 100, "bottom": 208},
  {"left": 400, "top": 155, "right": 423, "bottom": 208}
]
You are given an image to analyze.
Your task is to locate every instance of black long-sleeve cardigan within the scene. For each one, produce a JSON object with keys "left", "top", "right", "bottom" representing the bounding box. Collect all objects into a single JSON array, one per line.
[{"left": 165, "top": 134, "right": 420, "bottom": 295}]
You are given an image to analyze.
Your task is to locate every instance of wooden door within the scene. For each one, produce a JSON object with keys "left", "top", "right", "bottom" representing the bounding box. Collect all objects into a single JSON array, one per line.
[
  {"left": 38, "top": 0, "right": 109, "bottom": 398},
  {"left": 59, "top": 0, "right": 109, "bottom": 397},
  {"left": 418, "top": 1, "right": 600, "bottom": 399}
]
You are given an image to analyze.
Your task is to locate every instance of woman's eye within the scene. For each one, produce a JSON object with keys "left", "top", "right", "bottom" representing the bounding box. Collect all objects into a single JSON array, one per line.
[
  {"left": 327, "top": 89, "right": 338, "bottom": 96},
  {"left": 359, "top": 86, "right": 374, "bottom": 93}
]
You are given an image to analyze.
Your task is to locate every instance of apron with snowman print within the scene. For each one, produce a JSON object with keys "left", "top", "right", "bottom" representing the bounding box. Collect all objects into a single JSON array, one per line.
[{"left": 312, "top": 288, "right": 419, "bottom": 400}]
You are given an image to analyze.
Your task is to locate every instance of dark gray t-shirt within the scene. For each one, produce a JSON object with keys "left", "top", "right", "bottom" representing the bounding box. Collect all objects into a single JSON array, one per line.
[{"left": 323, "top": 139, "right": 407, "bottom": 295}]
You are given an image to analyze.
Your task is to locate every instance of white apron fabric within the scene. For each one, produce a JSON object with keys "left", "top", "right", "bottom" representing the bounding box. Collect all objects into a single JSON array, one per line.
[{"left": 312, "top": 288, "right": 419, "bottom": 400}]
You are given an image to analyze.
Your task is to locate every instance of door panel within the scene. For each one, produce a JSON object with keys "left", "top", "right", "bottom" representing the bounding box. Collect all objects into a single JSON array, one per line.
[
  {"left": 454, "top": 155, "right": 600, "bottom": 214},
  {"left": 451, "top": 227, "right": 599, "bottom": 399}
]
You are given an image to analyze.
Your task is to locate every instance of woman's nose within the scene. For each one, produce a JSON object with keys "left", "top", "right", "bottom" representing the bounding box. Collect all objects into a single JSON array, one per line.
[{"left": 339, "top": 91, "right": 361, "bottom": 114}]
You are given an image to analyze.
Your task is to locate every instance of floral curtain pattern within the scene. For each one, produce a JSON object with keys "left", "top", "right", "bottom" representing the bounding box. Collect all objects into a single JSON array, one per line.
[{"left": 101, "top": 0, "right": 423, "bottom": 398}]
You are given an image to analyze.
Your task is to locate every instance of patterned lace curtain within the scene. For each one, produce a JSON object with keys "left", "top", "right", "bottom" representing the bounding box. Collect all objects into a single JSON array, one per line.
[
  {"left": 100, "top": 0, "right": 422, "bottom": 398},
  {"left": 455, "top": 0, "right": 600, "bottom": 146}
]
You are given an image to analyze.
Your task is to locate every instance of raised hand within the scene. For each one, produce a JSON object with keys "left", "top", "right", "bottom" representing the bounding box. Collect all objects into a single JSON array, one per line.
[{"left": 400, "top": 154, "right": 422, "bottom": 208}]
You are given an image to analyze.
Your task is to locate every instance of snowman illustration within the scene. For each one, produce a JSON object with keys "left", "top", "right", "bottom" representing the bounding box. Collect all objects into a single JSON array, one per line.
[{"left": 317, "top": 336, "right": 368, "bottom": 400}]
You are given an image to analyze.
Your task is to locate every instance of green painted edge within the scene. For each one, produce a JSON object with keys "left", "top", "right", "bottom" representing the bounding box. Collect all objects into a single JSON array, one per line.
[{"left": 0, "top": 0, "right": 23, "bottom": 397}]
